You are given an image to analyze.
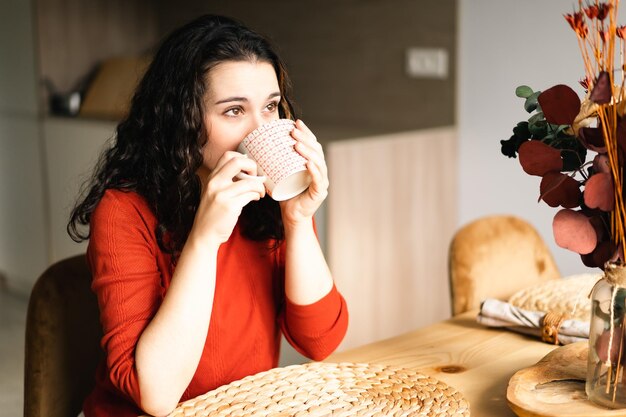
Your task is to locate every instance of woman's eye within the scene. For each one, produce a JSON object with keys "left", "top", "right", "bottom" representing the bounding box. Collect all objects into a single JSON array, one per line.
[
  {"left": 266, "top": 102, "right": 278, "bottom": 112},
  {"left": 225, "top": 107, "right": 243, "bottom": 116}
]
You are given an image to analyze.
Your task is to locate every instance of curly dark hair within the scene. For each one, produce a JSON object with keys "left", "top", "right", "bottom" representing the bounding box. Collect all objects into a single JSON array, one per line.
[{"left": 67, "top": 15, "right": 296, "bottom": 256}]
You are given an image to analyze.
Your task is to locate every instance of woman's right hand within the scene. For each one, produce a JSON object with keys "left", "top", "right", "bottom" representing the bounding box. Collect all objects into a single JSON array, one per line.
[
  {"left": 138, "top": 151, "right": 263, "bottom": 415},
  {"left": 189, "top": 151, "right": 265, "bottom": 248}
]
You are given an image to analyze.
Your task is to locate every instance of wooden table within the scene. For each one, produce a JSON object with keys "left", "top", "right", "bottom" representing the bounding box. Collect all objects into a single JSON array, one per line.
[{"left": 325, "top": 310, "right": 559, "bottom": 416}]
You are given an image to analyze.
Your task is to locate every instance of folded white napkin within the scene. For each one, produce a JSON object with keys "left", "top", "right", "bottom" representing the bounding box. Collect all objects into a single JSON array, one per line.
[{"left": 477, "top": 298, "right": 590, "bottom": 345}]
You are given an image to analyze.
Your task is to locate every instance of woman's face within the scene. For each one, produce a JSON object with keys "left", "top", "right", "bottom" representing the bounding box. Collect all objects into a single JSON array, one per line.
[{"left": 200, "top": 60, "right": 281, "bottom": 174}]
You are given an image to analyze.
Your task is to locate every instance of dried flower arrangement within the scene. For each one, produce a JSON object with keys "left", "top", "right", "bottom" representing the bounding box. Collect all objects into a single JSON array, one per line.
[
  {"left": 500, "top": 0, "right": 626, "bottom": 406},
  {"left": 500, "top": 0, "right": 626, "bottom": 269}
]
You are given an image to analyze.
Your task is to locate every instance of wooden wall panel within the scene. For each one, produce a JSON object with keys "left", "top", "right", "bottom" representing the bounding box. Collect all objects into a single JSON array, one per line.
[
  {"left": 156, "top": 0, "right": 457, "bottom": 138},
  {"left": 34, "top": 1, "right": 456, "bottom": 137},
  {"left": 328, "top": 127, "right": 457, "bottom": 350},
  {"left": 35, "top": 0, "right": 158, "bottom": 105}
]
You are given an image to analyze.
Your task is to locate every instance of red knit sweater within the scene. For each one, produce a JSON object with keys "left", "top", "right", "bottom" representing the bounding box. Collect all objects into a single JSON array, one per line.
[{"left": 83, "top": 189, "right": 348, "bottom": 417}]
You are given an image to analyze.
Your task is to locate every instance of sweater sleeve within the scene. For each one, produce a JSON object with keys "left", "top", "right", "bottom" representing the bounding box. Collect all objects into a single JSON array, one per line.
[
  {"left": 280, "top": 284, "right": 349, "bottom": 361},
  {"left": 277, "top": 220, "right": 349, "bottom": 361},
  {"left": 87, "top": 190, "right": 164, "bottom": 407}
]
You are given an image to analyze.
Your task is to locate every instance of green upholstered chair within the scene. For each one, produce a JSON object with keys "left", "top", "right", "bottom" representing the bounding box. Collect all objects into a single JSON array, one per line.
[{"left": 24, "top": 254, "right": 103, "bottom": 417}]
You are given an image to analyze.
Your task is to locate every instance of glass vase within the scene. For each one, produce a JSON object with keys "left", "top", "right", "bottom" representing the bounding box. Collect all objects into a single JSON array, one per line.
[{"left": 586, "top": 263, "right": 626, "bottom": 408}]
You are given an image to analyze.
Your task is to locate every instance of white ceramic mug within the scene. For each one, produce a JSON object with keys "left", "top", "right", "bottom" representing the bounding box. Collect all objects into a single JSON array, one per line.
[{"left": 237, "top": 119, "right": 312, "bottom": 201}]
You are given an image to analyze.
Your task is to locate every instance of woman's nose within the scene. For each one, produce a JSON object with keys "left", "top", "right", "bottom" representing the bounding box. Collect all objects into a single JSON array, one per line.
[
  {"left": 248, "top": 112, "right": 272, "bottom": 132},
  {"left": 251, "top": 113, "right": 264, "bottom": 130}
]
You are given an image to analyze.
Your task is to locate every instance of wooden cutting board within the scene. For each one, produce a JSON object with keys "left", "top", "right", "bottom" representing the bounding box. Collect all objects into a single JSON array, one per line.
[{"left": 507, "top": 341, "right": 626, "bottom": 416}]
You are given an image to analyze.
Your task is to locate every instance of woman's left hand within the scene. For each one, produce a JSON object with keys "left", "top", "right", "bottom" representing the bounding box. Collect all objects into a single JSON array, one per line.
[{"left": 279, "top": 119, "right": 328, "bottom": 228}]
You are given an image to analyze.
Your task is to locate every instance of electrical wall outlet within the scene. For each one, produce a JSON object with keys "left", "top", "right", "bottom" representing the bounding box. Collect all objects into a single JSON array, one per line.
[{"left": 405, "top": 47, "right": 448, "bottom": 79}]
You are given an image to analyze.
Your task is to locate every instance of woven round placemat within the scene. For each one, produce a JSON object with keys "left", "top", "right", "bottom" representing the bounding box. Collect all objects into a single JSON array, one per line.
[
  {"left": 167, "top": 362, "right": 470, "bottom": 416},
  {"left": 508, "top": 273, "right": 602, "bottom": 321}
]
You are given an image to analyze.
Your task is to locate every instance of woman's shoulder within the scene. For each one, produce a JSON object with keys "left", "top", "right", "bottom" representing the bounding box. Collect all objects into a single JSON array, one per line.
[
  {"left": 92, "top": 189, "right": 155, "bottom": 225},
  {"left": 88, "top": 189, "right": 162, "bottom": 259}
]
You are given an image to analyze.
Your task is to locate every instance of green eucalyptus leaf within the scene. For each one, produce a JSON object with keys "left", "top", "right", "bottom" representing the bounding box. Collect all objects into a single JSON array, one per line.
[
  {"left": 528, "top": 120, "right": 547, "bottom": 137},
  {"left": 555, "top": 125, "right": 569, "bottom": 136},
  {"left": 513, "top": 121, "right": 531, "bottom": 139},
  {"left": 501, "top": 136, "right": 522, "bottom": 158},
  {"left": 528, "top": 111, "right": 545, "bottom": 125},
  {"left": 524, "top": 91, "right": 541, "bottom": 113},
  {"left": 516, "top": 85, "right": 534, "bottom": 98}
]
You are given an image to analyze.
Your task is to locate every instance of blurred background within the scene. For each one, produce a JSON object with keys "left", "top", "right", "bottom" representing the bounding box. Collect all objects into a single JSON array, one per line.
[
  {"left": 0, "top": 0, "right": 599, "bottom": 414},
  {"left": 0, "top": 0, "right": 457, "bottom": 293}
]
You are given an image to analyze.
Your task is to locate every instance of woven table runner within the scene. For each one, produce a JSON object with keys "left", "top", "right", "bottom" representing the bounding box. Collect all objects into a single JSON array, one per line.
[
  {"left": 508, "top": 273, "right": 602, "bottom": 321},
  {"left": 165, "top": 362, "right": 469, "bottom": 416}
]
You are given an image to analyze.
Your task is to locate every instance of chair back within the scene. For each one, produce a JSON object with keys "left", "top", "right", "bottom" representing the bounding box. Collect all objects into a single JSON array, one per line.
[
  {"left": 448, "top": 215, "right": 561, "bottom": 315},
  {"left": 24, "top": 254, "right": 103, "bottom": 417}
]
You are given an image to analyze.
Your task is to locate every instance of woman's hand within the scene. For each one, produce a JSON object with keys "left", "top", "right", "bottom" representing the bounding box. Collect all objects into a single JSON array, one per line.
[
  {"left": 139, "top": 152, "right": 264, "bottom": 415},
  {"left": 189, "top": 151, "right": 265, "bottom": 248},
  {"left": 280, "top": 120, "right": 329, "bottom": 229}
]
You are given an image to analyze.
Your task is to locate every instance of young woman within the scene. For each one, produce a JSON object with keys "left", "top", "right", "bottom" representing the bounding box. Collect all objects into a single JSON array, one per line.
[{"left": 68, "top": 15, "right": 348, "bottom": 417}]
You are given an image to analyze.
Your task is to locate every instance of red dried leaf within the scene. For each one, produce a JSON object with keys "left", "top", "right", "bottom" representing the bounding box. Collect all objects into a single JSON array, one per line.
[
  {"left": 579, "top": 127, "right": 607, "bottom": 152},
  {"left": 593, "top": 154, "right": 611, "bottom": 174},
  {"left": 581, "top": 240, "right": 617, "bottom": 268},
  {"left": 518, "top": 141, "right": 563, "bottom": 176},
  {"left": 553, "top": 209, "right": 597, "bottom": 254},
  {"left": 589, "top": 215, "right": 610, "bottom": 242},
  {"left": 538, "top": 84, "right": 581, "bottom": 125},
  {"left": 595, "top": 326, "right": 626, "bottom": 364},
  {"left": 539, "top": 172, "right": 581, "bottom": 208},
  {"left": 590, "top": 71, "right": 611, "bottom": 104},
  {"left": 584, "top": 172, "right": 614, "bottom": 211}
]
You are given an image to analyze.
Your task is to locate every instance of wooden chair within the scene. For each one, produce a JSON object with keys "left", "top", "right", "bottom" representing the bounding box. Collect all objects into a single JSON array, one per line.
[
  {"left": 448, "top": 215, "right": 561, "bottom": 316},
  {"left": 24, "top": 254, "right": 103, "bottom": 417}
]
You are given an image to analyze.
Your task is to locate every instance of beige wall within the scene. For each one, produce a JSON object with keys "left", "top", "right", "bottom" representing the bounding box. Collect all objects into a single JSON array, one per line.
[
  {"left": 15, "top": 0, "right": 458, "bottom": 365},
  {"left": 156, "top": 0, "right": 457, "bottom": 140},
  {"left": 0, "top": 0, "right": 49, "bottom": 294}
]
